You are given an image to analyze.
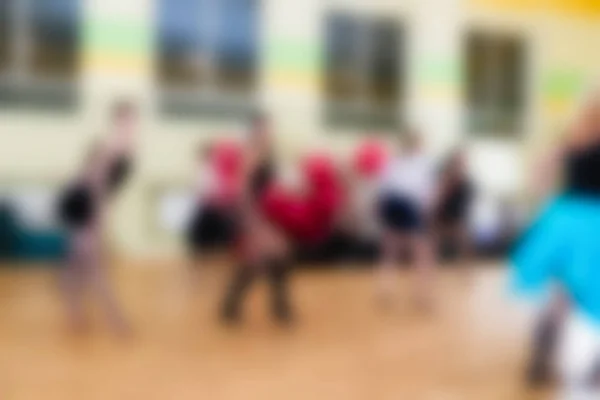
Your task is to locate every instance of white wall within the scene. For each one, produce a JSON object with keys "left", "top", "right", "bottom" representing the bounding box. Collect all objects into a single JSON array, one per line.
[{"left": 1, "top": 0, "right": 599, "bottom": 257}]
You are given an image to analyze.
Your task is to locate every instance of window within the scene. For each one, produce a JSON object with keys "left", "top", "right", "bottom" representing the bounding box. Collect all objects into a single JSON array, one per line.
[
  {"left": 0, "top": 1, "right": 9, "bottom": 73},
  {"left": 157, "top": 0, "right": 259, "bottom": 118},
  {"left": 324, "top": 13, "right": 403, "bottom": 129},
  {"left": 0, "top": 0, "right": 80, "bottom": 109},
  {"left": 466, "top": 31, "right": 526, "bottom": 135}
]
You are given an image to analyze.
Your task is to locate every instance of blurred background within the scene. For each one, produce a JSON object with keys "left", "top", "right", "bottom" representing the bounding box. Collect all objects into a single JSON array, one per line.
[
  {"left": 2, "top": 0, "right": 598, "bottom": 262},
  {"left": 1, "top": 0, "right": 600, "bottom": 398}
]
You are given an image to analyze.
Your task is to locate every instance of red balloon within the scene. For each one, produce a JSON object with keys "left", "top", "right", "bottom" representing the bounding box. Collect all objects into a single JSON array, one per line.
[
  {"left": 212, "top": 139, "right": 244, "bottom": 178},
  {"left": 353, "top": 140, "right": 389, "bottom": 178},
  {"left": 210, "top": 139, "right": 244, "bottom": 204},
  {"left": 260, "top": 153, "right": 345, "bottom": 245}
]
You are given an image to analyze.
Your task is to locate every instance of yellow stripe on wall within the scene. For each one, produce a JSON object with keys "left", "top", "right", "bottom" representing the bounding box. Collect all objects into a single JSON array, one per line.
[
  {"left": 469, "top": 0, "right": 600, "bottom": 18},
  {"left": 267, "top": 71, "right": 320, "bottom": 92},
  {"left": 83, "top": 53, "right": 150, "bottom": 74}
]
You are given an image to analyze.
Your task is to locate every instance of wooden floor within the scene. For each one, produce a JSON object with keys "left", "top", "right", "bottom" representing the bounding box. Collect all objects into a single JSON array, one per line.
[{"left": 0, "top": 260, "right": 552, "bottom": 400}]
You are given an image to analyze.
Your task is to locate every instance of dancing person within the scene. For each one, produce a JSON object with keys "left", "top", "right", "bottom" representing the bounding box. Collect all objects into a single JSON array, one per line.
[
  {"left": 512, "top": 92, "right": 600, "bottom": 398},
  {"left": 434, "top": 148, "right": 475, "bottom": 277},
  {"left": 56, "top": 100, "right": 138, "bottom": 335},
  {"left": 219, "top": 115, "right": 345, "bottom": 325},
  {"left": 220, "top": 114, "right": 293, "bottom": 324},
  {"left": 375, "top": 129, "right": 438, "bottom": 309},
  {"left": 57, "top": 142, "right": 129, "bottom": 334}
]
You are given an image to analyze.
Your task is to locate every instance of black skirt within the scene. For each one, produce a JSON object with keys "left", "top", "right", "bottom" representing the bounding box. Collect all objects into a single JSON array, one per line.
[
  {"left": 186, "top": 205, "right": 236, "bottom": 253},
  {"left": 57, "top": 183, "right": 96, "bottom": 229},
  {"left": 377, "top": 193, "right": 424, "bottom": 233}
]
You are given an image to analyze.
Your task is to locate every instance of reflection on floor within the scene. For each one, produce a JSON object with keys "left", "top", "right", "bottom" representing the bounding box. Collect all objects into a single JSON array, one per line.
[{"left": 0, "top": 261, "right": 552, "bottom": 399}]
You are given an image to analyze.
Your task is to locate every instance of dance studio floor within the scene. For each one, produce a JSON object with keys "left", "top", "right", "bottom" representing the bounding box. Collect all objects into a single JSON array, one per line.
[{"left": 0, "top": 261, "right": 551, "bottom": 399}]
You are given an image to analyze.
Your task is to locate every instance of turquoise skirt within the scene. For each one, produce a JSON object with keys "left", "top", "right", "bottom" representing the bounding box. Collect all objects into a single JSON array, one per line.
[{"left": 511, "top": 195, "right": 600, "bottom": 323}]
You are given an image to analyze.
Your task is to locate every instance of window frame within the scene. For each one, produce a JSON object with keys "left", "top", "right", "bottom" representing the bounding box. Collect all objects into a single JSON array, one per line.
[
  {"left": 155, "top": 0, "right": 260, "bottom": 120},
  {"left": 0, "top": 0, "right": 81, "bottom": 111},
  {"left": 323, "top": 11, "right": 404, "bottom": 131},
  {"left": 464, "top": 29, "right": 528, "bottom": 137}
]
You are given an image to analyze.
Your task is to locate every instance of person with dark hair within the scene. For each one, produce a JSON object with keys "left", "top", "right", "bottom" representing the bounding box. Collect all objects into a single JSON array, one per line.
[
  {"left": 219, "top": 115, "right": 344, "bottom": 325},
  {"left": 375, "top": 129, "right": 438, "bottom": 309},
  {"left": 434, "top": 148, "right": 475, "bottom": 275},
  {"left": 220, "top": 115, "right": 293, "bottom": 324},
  {"left": 512, "top": 93, "right": 600, "bottom": 397}
]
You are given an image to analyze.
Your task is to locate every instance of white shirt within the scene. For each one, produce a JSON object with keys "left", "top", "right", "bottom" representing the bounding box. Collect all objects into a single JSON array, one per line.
[{"left": 378, "top": 152, "right": 437, "bottom": 210}]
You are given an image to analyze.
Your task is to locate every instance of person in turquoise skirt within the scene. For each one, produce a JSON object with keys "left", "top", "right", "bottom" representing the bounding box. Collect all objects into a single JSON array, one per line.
[{"left": 512, "top": 93, "right": 600, "bottom": 398}]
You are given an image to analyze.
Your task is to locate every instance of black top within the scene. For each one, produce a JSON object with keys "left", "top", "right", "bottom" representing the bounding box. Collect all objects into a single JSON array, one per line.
[
  {"left": 250, "top": 155, "right": 275, "bottom": 200},
  {"left": 565, "top": 141, "right": 600, "bottom": 196},
  {"left": 106, "top": 155, "right": 132, "bottom": 195}
]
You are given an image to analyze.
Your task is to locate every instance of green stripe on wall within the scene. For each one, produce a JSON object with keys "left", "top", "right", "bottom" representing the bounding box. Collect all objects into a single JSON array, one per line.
[
  {"left": 542, "top": 69, "right": 585, "bottom": 99},
  {"left": 265, "top": 38, "right": 321, "bottom": 73},
  {"left": 83, "top": 19, "right": 152, "bottom": 55},
  {"left": 415, "top": 58, "right": 461, "bottom": 86}
]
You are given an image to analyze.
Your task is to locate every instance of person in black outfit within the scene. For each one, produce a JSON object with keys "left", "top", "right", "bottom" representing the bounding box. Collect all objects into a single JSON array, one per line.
[
  {"left": 56, "top": 100, "right": 137, "bottom": 335},
  {"left": 434, "top": 149, "right": 475, "bottom": 273},
  {"left": 220, "top": 114, "right": 293, "bottom": 325},
  {"left": 57, "top": 143, "right": 124, "bottom": 333}
]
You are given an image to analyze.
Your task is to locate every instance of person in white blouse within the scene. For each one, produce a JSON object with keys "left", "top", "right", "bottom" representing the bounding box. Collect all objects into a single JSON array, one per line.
[{"left": 375, "top": 130, "right": 438, "bottom": 309}]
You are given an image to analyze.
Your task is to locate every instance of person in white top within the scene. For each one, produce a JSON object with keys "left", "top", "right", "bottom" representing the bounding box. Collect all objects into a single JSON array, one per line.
[{"left": 375, "top": 130, "right": 438, "bottom": 309}]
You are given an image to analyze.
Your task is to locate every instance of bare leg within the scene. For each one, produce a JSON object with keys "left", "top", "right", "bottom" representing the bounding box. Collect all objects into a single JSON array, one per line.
[
  {"left": 410, "top": 233, "right": 436, "bottom": 311},
  {"left": 455, "top": 223, "right": 474, "bottom": 282},
  {"left": 267, "top": 257, "right": 293, "bottom": 324},
  {"left": 220, "top": 264, "right": 257, "bottom": 323},
  {"left": 60, "top": 236, "right": 89, "bottom": 332},
  {"left": 376, "top": 232, "right": 400, "bottom": 305},
  {"left": 88, "top": 238, "right": 130, "bottom": 336}
]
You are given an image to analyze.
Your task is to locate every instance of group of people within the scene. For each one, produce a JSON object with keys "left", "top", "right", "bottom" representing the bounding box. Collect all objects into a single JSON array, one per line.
[
  {"left": 54, "top": 92, "right": 600, "bottom": 397},
  {"left": 184, "top": 116, "right": 475, "bottom": 323},
  {"left": 56, "top": 102, "right": 476, "bottom": 334}
]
